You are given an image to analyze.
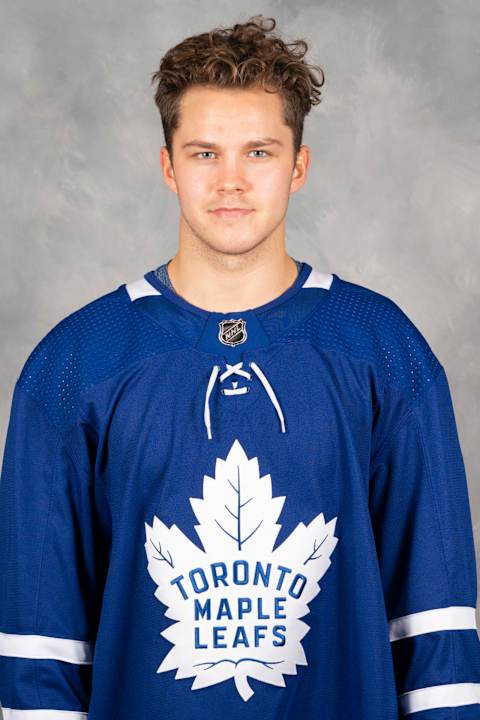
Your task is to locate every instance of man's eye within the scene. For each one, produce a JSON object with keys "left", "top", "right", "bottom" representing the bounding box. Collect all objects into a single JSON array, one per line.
[{"left": 195, "top": 150, "right": 270, "bottom": 159}]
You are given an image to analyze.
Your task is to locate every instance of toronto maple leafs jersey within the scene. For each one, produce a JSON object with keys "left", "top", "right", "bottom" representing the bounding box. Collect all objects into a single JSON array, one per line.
[{"left": 1, "top": 259, "right": 480, "bottom": 719}]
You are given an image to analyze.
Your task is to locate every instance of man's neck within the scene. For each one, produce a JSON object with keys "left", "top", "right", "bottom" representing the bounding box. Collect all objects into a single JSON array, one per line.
[{"left": 153, "top": 256, "right": 303, "bottom": 313}]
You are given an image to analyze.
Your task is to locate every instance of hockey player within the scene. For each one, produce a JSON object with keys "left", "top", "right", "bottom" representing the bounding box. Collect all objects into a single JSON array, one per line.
[{"left": 1, "top": 14, "right": 479, "bottom": 720}]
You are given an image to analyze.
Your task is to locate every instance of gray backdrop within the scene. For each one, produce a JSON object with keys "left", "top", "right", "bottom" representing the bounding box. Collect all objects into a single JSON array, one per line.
[{"left": 1, "top": 0, "right": 479, "bottom": 714}]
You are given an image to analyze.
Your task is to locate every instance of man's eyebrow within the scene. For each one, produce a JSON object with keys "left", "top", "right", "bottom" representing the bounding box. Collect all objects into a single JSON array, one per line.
[{"left": 181, "top": 137, "right": 284, "bottom": 150}]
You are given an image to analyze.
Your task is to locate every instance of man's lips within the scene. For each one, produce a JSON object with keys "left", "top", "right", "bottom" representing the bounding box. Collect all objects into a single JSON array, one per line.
[{"left": 210, "top": 208, "right": 254, "bottom": 219}]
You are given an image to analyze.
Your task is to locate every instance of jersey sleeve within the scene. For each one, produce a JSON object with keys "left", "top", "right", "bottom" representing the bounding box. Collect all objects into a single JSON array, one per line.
[
  {"left": 369, "top": 364, "right": 480, "bottom": 717},
  {"left": 0, "top": 381, "right": 111, "bottom": 717}
]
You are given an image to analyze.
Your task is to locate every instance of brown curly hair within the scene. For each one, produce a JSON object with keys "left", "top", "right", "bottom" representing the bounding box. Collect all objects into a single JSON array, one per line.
[{"left": 150, "top": 15, "right": 325, "bottom": 163}]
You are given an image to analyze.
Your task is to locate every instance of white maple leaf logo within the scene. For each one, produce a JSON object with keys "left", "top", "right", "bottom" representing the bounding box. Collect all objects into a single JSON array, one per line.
[{"left": 144, "top": 438, "right": 339, "bottom": 702}]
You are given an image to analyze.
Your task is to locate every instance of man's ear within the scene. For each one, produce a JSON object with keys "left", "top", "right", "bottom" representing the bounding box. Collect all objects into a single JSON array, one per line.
[{"left": 160, "top": 145, "right": 177, "bottom": 193}]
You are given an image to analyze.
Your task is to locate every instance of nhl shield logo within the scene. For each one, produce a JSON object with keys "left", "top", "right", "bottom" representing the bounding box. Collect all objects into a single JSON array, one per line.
[{"left": 218, "top": 318, "right": 247, "bottom": 347}]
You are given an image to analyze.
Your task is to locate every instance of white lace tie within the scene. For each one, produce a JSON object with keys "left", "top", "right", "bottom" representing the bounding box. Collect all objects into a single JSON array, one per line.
[{"left": 203, "top": 360, "right": 286, "bottom": 440}]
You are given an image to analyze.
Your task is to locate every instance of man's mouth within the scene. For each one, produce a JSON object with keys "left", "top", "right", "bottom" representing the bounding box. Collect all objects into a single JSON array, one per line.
[{"left": 211, "top": 208, "right": 254, "bottom": 219}]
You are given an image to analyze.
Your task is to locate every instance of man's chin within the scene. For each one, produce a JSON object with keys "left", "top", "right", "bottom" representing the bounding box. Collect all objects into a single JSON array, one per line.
[{"left": 201, "top": 234, "right": 267, "bottom": 258}]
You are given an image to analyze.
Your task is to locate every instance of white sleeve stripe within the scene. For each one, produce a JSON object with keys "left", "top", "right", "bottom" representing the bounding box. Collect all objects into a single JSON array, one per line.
[
  {"left": 125, "top": 277, "right": 161, "bottom": 301},
  {"left": 0, "top": 632, "right": 93, "bottom": 664},
  {"left": 399, "top": 682, "right": 480, "bottom": 714},
  {"left": 389, "top": 605, "right": 477, "bottom": 641},
  {"left": 1, "top": 710, "right": 88, "bottom": 718}
]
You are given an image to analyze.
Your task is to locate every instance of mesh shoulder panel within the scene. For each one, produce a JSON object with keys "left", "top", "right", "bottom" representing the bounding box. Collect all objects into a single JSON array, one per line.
[
  {"left": 17, "top": 287, "right": 185, "bottom": 428},
  {"left": 282, "top": 276, "right": 442, "bottom": 405}
]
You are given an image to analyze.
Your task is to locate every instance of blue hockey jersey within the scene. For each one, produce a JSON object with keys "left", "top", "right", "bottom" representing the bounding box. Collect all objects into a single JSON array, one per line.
[{"left": 1, "top": 260, "right": 480, "bottom": 719}]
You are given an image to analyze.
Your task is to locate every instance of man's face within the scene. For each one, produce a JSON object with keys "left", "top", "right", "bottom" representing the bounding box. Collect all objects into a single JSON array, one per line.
[{"left": 160, "top": 85, "right": 309, "bottom": 257}]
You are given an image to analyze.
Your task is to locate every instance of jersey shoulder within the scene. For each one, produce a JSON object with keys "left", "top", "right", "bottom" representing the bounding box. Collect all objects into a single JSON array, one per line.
[
  {"left": 16, "top": 280, "right": 182, "bottom": 428},
  {"left": 295, "top": 270, "right": 443, "bottom": 405}
]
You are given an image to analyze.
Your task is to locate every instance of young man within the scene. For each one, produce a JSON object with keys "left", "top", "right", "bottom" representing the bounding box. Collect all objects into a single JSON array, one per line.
[{"left": 1, "top": 14, "right": 479, "bottom": 720}]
